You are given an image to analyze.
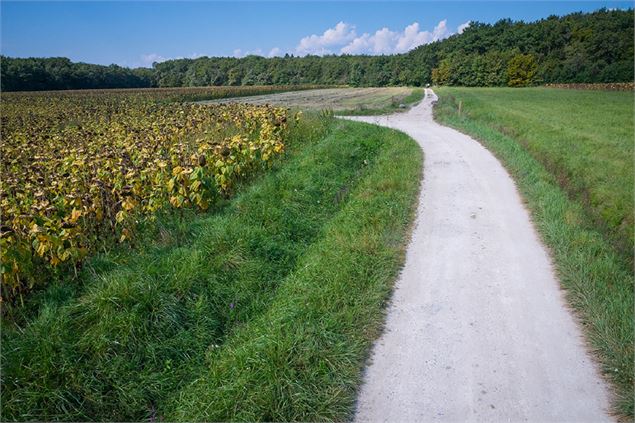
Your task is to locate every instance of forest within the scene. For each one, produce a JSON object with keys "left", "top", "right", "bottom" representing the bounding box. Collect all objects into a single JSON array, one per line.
[{"left": 1, "top": 8, "right": 633, "bottom": 91}]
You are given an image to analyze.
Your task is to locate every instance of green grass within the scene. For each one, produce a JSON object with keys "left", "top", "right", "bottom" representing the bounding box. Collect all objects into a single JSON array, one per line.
[
  {"left": 434, "top": 86, "right": 634, "bottom": 418},
  {"left": 336, "top": 88, "right": 425, "bottom": 116},
  {"left": 1, "top": 116, "right": 422, "bottom": 421},
  {"left": 435, "top": 87, "right": 634, "bottom": 264}
]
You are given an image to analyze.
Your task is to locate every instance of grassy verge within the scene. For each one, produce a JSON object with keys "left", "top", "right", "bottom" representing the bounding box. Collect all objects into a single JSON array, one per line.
[
  {"left": 434, "top": 87, "right": 634, "bottom": 418},
  {"left": 1, "top": 117, "right": 422, "bottom": 421},
  {"left": 335, "top": 88, "right": 425, "bottom": 116},
  {"left": 434, "top": 87, "right": 633, "bottom": 264}
]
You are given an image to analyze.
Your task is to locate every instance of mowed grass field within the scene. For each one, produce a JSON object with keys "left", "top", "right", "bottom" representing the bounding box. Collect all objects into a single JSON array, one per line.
[
  {"left": 201, "top": 87, "right": 424, "bottom": 115},
  {"left": 434, "top": 87, "right": 634, "bottom": 417},
  {"left": 1, "top": 112, "right": 422, "bottom": 421}
]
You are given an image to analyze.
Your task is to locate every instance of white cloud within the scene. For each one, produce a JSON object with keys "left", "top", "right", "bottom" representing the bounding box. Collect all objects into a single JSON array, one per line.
[
  {"left": 296, "top": 21, "right": 357, "bottom": 55},
  {"left": 341, "top": 20, "right": 452, "bottom": 55},
  {"left": 140, "top": 53, "right": 168, "bottom": 67},
  {"left": 268, "top": 47, "right": 283, "bottom": 57},
  {"left": 233, "top": 48, "right": 264, "bottom": 58},
  {"left": 372, "top": 27, "right": 399, "bottom": 54},
  {"left": 340, "top": 33, "right": 371, "bottom": 55},
  {"left": 340, "top": 27, "right": 399, "bottom": 55},
  {"left": 137, "top": 52, "right": 204, "bottom": 67},
  {"left": 172, "top": 19, "right": 467, "bottom": 64},
  {"left": 432, "top": 19, "right": 450, "bottom": 40},
  {"left": 395, "top": 23, "right": 427, "bottom": 53}
]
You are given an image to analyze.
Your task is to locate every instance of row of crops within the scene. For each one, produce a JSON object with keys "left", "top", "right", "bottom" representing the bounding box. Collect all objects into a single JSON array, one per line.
[
  {"left": 1, "top": 88, "right": 301, "bottom": 304},
  {"left": 8, "top": 84, "right": 328, "bottom": 103}
]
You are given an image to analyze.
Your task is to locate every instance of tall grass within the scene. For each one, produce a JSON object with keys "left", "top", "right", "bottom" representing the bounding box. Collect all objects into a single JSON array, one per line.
[
  {"left": 1, "top": 117, "right": 422, "bottom": 421},
  {"left": 434, "top": 87, "right": 634, "bottom": 417}
]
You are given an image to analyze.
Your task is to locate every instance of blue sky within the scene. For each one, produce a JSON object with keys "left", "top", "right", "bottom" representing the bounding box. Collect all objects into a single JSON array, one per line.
[{"left": 2, "top": 1, "right": 632, "bottom": 68}]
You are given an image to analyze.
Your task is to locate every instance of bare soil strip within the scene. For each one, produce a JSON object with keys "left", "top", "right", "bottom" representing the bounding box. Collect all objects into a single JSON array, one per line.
[{"left": 341, "top": 89, "right": 612, "bottom": 422}]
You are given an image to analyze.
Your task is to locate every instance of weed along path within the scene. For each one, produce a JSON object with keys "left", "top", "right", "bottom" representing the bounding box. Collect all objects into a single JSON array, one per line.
[{"left": 341, "top": 89, "right": 612, "bottom": 422}]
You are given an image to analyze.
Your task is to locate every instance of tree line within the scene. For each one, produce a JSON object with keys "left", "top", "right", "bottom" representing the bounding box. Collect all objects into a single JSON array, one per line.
[
  {"left": 1, "top": 57, "right": 154, "bottom": 91},
  {"left": 2, "top": 8, "right": 632, "bottom": 92}
]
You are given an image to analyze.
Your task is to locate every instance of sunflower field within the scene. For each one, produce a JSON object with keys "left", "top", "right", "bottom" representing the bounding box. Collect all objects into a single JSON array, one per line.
[{"left": 1, "top": 89, "right": 294, "bottom": 304}]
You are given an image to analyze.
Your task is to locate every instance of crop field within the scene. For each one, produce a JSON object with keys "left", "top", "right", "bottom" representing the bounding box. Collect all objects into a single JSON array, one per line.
[
  {"left": 434, "top": 86, "right": 634, "bottom": 416},
  {"left": 4, "top": 84, "right": 327, "bottom": 102},
  {"left": 201, "top": 87, "right": 423, "bottom": 114},
  {"left": 0, "top": 88, "right": 298, "bottom": 304},
  {"left": 0, "top": 87, "right": 422, "bottom": 421}
]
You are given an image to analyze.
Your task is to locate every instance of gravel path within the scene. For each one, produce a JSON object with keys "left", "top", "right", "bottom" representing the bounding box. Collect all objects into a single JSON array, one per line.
[{"left": 341, "top": 89, "right": 612, "bottom": 422}]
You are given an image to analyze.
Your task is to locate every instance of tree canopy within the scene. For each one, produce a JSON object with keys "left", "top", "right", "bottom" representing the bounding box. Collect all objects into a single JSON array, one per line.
[
  {"left": 2, "top": 9, "right": 632, "bottom": 91},
  {"left": 1, "top": 57, "right": 153, "bottom": 91}
]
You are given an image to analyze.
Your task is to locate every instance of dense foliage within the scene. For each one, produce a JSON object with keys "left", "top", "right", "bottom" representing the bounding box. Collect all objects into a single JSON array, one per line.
[
  {"left": 422, "top": 9, "right": 634, "bottom": 86},
  {"left": 1, "top": 9, "right": 632, "bottom": 91},
  {"left": 0, "top": 57, "right": 154, "bottom": 91},
  {"left": 0, "top": 89, "right": 294, "bottom": 303}
]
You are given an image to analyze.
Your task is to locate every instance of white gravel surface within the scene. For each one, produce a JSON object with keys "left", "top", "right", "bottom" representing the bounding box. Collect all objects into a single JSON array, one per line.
[{"left": 341, "top": 89, "right": 613, "bottom": 423}]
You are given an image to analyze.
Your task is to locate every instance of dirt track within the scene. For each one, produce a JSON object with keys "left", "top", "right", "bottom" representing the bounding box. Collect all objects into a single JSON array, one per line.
[{"left": 341, "top": 89, "right": 612, "bottom": 422}]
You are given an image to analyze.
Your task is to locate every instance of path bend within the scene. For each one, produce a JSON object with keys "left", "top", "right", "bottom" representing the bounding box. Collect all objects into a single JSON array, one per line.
[{"left": 342, "top": 89, "right": 612, "bottom": 423}]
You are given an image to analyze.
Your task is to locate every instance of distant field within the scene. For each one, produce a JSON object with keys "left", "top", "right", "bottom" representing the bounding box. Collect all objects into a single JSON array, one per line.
[
  {"left": 3, "top": 85, "right": 328, "bottom": 102},
  {"left": 200, "top": 87, "right": 421, "bottom": 113},
  {"left": 434, "top": 87, "right": 634, "bottom": 417}
]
